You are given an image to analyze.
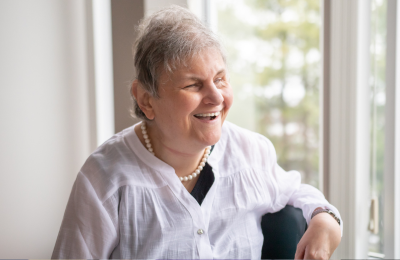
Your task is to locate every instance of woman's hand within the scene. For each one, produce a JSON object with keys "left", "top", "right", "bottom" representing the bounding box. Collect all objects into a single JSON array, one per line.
[{"left": 294, "top": 212, "right": 341, "bottom": 259}]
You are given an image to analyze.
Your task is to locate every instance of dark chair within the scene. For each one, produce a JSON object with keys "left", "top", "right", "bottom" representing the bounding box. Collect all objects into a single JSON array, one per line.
[{"left": 261, "top": 205, "right": 307, "bottom": 259}]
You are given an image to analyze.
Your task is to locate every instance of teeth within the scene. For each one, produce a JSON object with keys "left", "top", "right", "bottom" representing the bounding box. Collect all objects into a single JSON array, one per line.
[{"left": 195, "top": 111, "right": 221, "bottom": 117}]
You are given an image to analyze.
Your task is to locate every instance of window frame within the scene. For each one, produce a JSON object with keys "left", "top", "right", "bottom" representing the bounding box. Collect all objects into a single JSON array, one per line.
[
  {"left": 92, "top": 0, "right": 115, "bottom": 146},
  {"left": 322, "top": 0, "right": 372, "bottom": 258},
  {"left": 384, "top": 0, "right": 400, "bottom": 257}
]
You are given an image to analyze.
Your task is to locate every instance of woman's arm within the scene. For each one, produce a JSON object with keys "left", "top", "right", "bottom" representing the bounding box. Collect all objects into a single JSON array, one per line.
[
  {"left": 272, "top": 167, "right": 342, "bottom": 259},
  {"left": 295, "top": 209, "right": 341, "bottom": 259},
  {"left": 51, "top": 172, "right": 118, "bottom": 259},
  {"left": 265, "top": 139, "right": 342, "bottom": 259}
]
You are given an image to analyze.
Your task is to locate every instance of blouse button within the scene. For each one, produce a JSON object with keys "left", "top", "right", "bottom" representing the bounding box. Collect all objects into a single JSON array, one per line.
[{"left": 197, "top": 229, "right": 204, "bottom": 235}]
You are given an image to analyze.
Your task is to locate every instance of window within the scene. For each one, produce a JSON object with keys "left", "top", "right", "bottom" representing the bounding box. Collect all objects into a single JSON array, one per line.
[
  {"left": 383, "top": 0, "right": 400, "bottom": 257},
  {"left": 215, "top": 0, "right": 321, "bottom": 187},
  {"left": 368, "top": 0, "right": 386, "bottom": 256}
]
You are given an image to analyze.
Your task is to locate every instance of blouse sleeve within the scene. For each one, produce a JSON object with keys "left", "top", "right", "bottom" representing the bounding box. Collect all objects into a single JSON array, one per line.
[
  {"left": 51, "top": 172, "right": 118, "bottom": 259},
  {"left": 266, "top": 140, "right": 343, "bottom": 236}
]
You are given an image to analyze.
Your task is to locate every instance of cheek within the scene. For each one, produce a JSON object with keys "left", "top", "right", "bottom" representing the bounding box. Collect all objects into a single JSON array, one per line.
[
  {"left": 223, "top": 87, "right": 234, "bottom": 111},
  {"left": 174, "top": 97, "right": 200, "bottom": 116},
  {"left": 157, "top": 95, "right": 199, "bottom": 119}
]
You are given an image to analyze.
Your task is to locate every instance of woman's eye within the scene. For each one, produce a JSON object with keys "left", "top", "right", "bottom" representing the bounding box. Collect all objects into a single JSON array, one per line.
[
  {"left": 215, "top": 78, "right": 224, "bottom": 85},
  {"left": 184, "top": 84, "right": 199, "bottom": 89}
]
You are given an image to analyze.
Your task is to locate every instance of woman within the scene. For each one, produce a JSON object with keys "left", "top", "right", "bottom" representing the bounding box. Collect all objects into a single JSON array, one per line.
[{"left": 52, "top": 5, "right": 341, "bottom": 259}]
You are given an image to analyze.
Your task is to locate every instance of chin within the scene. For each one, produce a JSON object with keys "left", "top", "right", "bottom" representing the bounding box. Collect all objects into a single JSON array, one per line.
[{"left": 199, "top": 130, "right": 221, "bottom": 147}]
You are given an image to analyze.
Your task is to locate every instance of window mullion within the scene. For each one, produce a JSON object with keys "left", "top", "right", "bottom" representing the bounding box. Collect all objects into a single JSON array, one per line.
[
  {"left": 325, "top": 0, "right": 371, "bottom": 258},
  {"left": 384, "top": 0, "right": 400, "bottom": 257}
]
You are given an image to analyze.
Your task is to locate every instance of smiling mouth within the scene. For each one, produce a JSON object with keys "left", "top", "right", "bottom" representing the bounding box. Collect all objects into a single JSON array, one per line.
[{"left": 194, "top": 111, "right": 221, "bottom": 121}]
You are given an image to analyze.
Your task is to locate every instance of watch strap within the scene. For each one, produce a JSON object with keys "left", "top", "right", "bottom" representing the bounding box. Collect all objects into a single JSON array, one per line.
[{"left": 311, "top": 208, "right": 341, "bottom": 226}]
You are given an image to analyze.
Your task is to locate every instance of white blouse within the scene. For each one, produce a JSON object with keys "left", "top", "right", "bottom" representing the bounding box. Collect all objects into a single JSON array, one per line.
[{"left": 52, "top": 121, "right": 342, "bottom": 259}]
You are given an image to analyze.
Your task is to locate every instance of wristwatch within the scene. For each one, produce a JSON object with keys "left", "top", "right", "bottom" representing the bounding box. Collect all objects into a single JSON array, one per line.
[{"left": 311, "top": 208, "right": 341, "bottom": 226}]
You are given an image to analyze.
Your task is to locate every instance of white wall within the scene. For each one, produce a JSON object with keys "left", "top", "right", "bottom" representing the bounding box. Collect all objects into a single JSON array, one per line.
[
  {"left": 0, "top": 0, "right": 95, "bottom": 257},
  {"left": 145, "top": 0, "right": 188, "bottom": 17}
]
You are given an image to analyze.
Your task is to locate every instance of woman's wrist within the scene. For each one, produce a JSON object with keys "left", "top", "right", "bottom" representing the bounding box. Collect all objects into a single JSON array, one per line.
[
  {"left": 303, "top": 211, "right": 342, "bottom": 258},
  {"left": 311, "top": 207, "right": 341, "bottom": 226}
]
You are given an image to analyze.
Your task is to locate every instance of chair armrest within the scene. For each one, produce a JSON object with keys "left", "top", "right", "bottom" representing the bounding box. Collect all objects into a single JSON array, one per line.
[{"left": 261, "top": 205, "right": 307, "bottom": 259}]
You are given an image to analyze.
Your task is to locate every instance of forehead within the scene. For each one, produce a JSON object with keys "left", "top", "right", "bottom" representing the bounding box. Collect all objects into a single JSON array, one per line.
[{"left": 161, "top": 49, "right": 226, "bottom": 82}]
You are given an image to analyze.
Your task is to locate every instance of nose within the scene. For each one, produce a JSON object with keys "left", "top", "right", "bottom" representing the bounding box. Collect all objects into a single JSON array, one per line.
[{"left": 202, "top": 81, "right": 224, "bottom": 105}]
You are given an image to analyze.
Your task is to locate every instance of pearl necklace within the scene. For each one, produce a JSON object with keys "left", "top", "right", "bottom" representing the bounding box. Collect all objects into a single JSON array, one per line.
[{"left": 141, "top": 122, "right": 211, "bottom": 182}]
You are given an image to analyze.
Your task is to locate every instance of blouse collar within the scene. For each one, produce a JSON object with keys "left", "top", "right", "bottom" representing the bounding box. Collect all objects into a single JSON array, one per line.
[
  {"left": 124, "top": 122, "right": 175, "bottom": 174},
  {"left": 124, "top": 121, "right": 226, "bottom": 174}
]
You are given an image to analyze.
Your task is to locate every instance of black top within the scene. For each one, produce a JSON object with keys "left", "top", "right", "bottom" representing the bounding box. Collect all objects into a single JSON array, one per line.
[{"left": 190, "top": 145, "right": 215, "bottom": 205}]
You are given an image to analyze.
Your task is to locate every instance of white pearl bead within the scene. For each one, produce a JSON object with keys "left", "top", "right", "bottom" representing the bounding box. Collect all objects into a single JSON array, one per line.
[{"left": 141, "top": 125, "right": 209, "bottom": 182}]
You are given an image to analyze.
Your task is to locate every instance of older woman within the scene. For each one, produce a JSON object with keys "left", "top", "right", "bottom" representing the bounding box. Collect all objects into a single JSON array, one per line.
[{"left": 52, "top": 5, "right": 341, "bottom": 259}]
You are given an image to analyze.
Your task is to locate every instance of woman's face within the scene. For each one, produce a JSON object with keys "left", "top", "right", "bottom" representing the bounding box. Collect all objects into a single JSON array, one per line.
[{"left": 149, "top": 48, "right": 233, "bottom": 154}]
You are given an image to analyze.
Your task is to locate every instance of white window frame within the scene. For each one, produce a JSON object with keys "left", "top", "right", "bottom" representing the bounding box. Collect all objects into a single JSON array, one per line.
[
  {"left": 92, "top": 0, "right": 115, "bottom": 146},
  {"left": 322, "top": 0, "right": 371, "bottom": 258},
  {"left": 384, "top": 0, "right": 400, "bottom": 257}
]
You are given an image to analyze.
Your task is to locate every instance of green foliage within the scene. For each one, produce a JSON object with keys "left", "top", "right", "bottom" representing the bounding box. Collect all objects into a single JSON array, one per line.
[
  {"left": 217, "top": 0, "right": 321, "bottom": 187},
  {"left": 369, "top": 0, "right": 386, "bottom": 254}
]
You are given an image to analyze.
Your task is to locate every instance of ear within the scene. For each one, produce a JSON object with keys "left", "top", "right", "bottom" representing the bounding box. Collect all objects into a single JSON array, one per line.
[{"left": 131, "top": 80, "right": 155, "bottom": 120}]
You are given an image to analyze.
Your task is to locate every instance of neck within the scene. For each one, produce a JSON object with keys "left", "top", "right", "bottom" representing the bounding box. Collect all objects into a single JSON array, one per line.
[
  {"left": 135, "top": 122, "right": 206, "bottom": 178},
  {"left": 157, "top": 142, "right": 205, "bottom": 177}
]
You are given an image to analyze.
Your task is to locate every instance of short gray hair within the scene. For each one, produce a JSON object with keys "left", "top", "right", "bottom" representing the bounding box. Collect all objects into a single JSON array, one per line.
[{"left": 131, "top": 5, "right": 226, "bottom": 120}]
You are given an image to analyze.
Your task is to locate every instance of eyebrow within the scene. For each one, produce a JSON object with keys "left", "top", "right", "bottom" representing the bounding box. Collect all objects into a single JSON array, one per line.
[{"left": 183, "top": 69, "right": 226, "bottom": 81}]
